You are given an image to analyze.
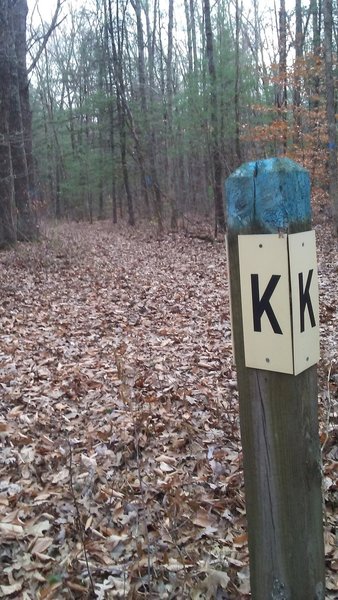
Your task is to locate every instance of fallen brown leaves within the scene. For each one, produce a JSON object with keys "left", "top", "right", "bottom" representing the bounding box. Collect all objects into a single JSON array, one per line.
[{"left": 0, "top": 219, "right": 337, "bottom": 599}]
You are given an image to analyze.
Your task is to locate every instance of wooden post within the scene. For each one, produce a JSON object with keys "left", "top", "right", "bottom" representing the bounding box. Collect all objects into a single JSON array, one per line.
[{"left": 225, "top": 158, "right": 325, "bottom": 599}]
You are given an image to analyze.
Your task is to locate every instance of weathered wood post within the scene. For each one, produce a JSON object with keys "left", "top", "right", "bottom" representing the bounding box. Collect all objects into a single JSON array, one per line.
[{"left": 225, "top": 158, "right": 325, "bottom": 599}]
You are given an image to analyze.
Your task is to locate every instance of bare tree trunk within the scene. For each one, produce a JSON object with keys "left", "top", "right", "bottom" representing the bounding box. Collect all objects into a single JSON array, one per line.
[
  {"left": 37, "top": 40, "right": 67, "bottom": 218},
  {"left": 0, "top": 0, "right": 16, "bottom": 247},
  {"left": 313, "top": 0, "right": 321, "bottom": 50},
  {"left": 14, "top": 1, "right": 35, "bottom": 189},
  {"left": 108, "top": 0, "right": 135, "bottom": 227},
  {"left": 117, "top": 89, "right": 135, "bottom": 227},
  {"left": 276, "top": 0, "right": 288, "bottom": 154},
  {"left": 184, "top": 0, "right": 198, "bottom": 212},
  {"left": 190, "top": 0, "right": 198, "bottom": 73},
  {"left": 310, "top": 0, "right": 321, "bottom": 111},
  {"left": 184, "top": 0, "right": 193, "bottom": 73},
  {"left": 103, "top": 0, "right": 118, "bottom": 224},
  {"left": 293, "top": 0, "right": 303, "bottom": 146},
  {"left": 166, "top": 0, "right": 178, "bottom": 229},
  {"left": 143, "top": 0, "right": 164, "bottom": 233},
  {"left": 253, "top": 0, "right": 260, "bottom": 99},
  {"left": 38, "top": 89, "right": 54, "bottom": 212},
  {"left": 234, "top": 0, "right": 241, "bottom": 164},
  {"left": 130, "top": 0, "right": 151, "bottom": 218},
  {"left": 55, "top": 164, "right": 62, "bottom": 220},
  {"left": 307, "top": 0, "right": 321, "bottom": 184},
  {"left": 323, "top": 0, "right": 338, "bottom": 232},
  {"left": 12, "top": 0, "right": 37, "bottom": 240},
  {"left": 203, "top": 0, "right": 226, "bottom": 234},
  {"left": 98, "top": 115, "right": 105, "bottom": 220},
  {"left": 9, "top": 4, "right": 31, "bottom": 240},
  {"left": 108, "top": 92, "right": 118, "bottom": 224}
]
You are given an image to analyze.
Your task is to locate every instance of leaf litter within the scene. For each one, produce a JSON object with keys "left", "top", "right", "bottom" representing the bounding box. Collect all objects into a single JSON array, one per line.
[{"left": 0, "top": 218, "right": 337, "bottom": 599}]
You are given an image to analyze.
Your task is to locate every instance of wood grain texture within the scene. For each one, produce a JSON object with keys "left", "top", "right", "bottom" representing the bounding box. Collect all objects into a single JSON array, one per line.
[{"left": 225, "top": 158, "right": 325, "bottom": 599}]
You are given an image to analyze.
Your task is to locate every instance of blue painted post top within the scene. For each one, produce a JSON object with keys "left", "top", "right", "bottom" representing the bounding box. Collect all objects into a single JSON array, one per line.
[{"left": 225, "top": 158, "right": 311, "bottom": 232}]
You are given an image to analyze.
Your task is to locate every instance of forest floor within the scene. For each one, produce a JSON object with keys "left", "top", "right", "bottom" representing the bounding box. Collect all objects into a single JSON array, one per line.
[{"left": 0, "top": 215, "right": 337, "bottom": 599}]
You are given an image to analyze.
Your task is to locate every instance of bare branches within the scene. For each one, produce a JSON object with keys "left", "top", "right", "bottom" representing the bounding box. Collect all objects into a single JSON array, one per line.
[{"left": 27, "top": 0, "right": 67, "bottom": 75}]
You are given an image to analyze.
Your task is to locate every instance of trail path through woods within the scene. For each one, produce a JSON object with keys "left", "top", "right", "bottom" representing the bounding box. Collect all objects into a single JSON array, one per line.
[{"left": 0, "top": 221, "right": 337, "bottom": 598}]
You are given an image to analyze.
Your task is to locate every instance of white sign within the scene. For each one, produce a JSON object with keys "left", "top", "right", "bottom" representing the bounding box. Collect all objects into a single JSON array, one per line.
[
  {"left": 288, "top": 231, "right": 320, "bottom": 375},
  {"left": 238, "top": 231, "right": 319, "bottom": 375}
]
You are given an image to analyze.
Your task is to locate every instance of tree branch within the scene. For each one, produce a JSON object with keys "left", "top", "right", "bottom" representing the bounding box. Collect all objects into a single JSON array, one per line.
[{"left": 27, "top": 0, "right": 66, "bottom": 76}]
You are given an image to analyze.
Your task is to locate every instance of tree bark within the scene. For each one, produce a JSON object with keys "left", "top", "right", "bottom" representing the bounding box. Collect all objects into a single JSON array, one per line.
[
  {"left": 184, "top": 0, "right": 193, "bottom": 74},
  {"left": 130, "top": 0, "right": 151, "bottom": 217},
  {"left": 203, "top": 0, "right": 226, "bottom": 234},
  {"left": 189, "top": 0, "right": 198, "bottom": 73},
  {"left": 276, "top": 0, "right": 288, "bottom": 154},
  {"left": 323, "top": 0, "right": 338, "bottom": 232},
  {"left": 234, "top": 0, "right": 241, "bottom": 164},
  {"left": 166, "top": 0, "right": 178, "bottom": 229},
  {"left": 143, "top": 0, "right": 164, "bottom": 233},
  {"left": 108, "top": 0, "right": 135, "bottom": 227},
  {"left": 0, "top": 0, "right": 16, "bottom": 247},
  {"left": 12, "top": 0, "right": 38, "bottom": 240},
  {"left": 293, "top": 0, "right": 303, "bottom": 145},
  {"left": 0, "top": 0, "right": 37, "bottom": 244},
  {"left": 9, "top": 3, "right": 31, "bottom": 241},
  {"left": 103, "top": 0, "right": 118, "bottom": 223}
]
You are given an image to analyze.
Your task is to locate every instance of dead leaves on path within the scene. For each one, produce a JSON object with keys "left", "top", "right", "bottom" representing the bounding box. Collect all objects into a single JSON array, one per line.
[{"left": 0, "top": 221, "right": 337, "bottom": 598}]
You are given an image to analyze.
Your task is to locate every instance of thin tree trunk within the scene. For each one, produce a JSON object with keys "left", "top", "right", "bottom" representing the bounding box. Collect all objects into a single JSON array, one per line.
[
  {"left": 108, "top": 0, "right": 135, "bottom": 226},
  {"left": 38, "top": 53, "right": 65, "bottom": 219},
  {"left": 306, "top": 0, "right": 321, "bottom": 184},
  {"left": 166, "top": 0, "right": 178, "bottom": 229},
  {"left": 55, "top": 164, "right": 61, "bottom": 220},
  {"left": 108, "top": 93, "right": 118, "bottom": 224},
  {"left": 12, "top": 0, "right": 37, "bottom": 240},
  {"left": 38, "top": 89, "right": 54, "bottom": 211},
  {"left": 130, "top": 0, "right": 151, "bottom": 218},
  {"left": 234, "top": 0, "right": 241, "bottom": 164},
  {"left": 184, "top": 0, "right": 193, "bottom": 73},
  {"left": 203, "top": 0, "right": 226, "bottom": 235},
  {"left": 103, "top": 0, "right": 118, "bottom": 224},
  {"left": 98, "top": 67, "right": 105, "bottom": 220},
  {"left": 144, "top": 0, "right": 163, "bottom": 232},
  {"left": 190, "top": 0, "right": 198, "bottom": 73},
  {"left": 0, "top": 0, "right": 16, "bottom": 247},
  {"left": 323, "top": 0, "right": 338, "bottom": 231},
  {"left": 253, "top": 0, "right": 260, "bottom": 99},
  {"left": 276, "top": 0, "right": 288, "bottom": 154},
  {"left": 293, "top": 0, "right": 303, "bottom": 146},
  {"left": 310, "top": 0, "right": 321, "bottom": 111},
  {"left": 184, "top": 0, "right": 198, "bottom": 211},
  {"left": 118, "top": 93, "right": 135, "bottom": 226}
]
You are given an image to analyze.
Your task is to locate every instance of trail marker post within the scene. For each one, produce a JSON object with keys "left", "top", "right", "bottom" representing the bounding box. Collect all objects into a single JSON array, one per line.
[{"left": 225, "top": 158, "right": 325, "bottom": 599}]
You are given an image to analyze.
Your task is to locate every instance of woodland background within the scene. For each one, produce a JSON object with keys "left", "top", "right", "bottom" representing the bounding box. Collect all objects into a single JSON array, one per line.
[
  {"left": 0, "top": 0, "right": 337, "bottom": 599},
  {"left": 1, "top": 0, "right": 338, "bottom": 239}
]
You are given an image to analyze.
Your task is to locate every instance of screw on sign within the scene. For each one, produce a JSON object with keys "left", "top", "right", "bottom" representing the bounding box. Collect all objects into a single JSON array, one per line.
[{"left": 225, "top": 158, "right": 325, "bottom": 600}]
